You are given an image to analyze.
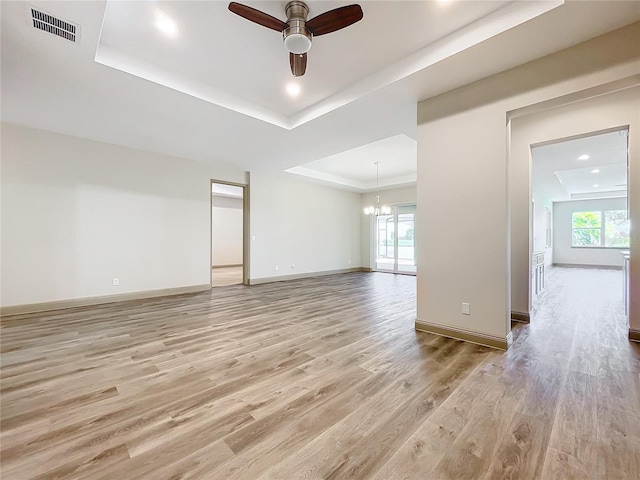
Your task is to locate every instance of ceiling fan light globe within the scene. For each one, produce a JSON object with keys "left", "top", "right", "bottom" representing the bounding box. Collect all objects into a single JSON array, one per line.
[{"left": 284, "top": 32, "right": 312, "bottom": 54}]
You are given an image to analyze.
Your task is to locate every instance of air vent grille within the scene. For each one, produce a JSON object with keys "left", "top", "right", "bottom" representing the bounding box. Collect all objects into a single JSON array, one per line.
[{"left": 31, "top": 7, "right": 77, "bottom": 42}]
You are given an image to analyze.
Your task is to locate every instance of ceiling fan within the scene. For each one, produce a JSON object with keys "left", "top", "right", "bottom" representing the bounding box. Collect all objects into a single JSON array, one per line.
[{"left": 228, "top": 1, "right": 363, "bottom": 77}]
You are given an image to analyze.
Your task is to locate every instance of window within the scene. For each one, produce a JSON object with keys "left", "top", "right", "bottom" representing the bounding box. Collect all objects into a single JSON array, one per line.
[
  {"left": 572, "top": 210, "right": 629, "bottom": 247},
  {"left": 572, "top": 211, "right": 601, "bottom": 246},
  {"left": 604, "top": 210, "right": 630, "bottom": 247}
]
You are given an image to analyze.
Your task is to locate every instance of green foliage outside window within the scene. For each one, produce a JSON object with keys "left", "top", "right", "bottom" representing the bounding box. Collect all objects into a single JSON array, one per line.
[
  {"left": 605, "top": 210, "right": 630, "bottom": 247},
  {"left": 572, "top": 211, "right": 601, "bottom": 246},
  {"left": 572, "top": 210, "right": 629, "bottom": 247},
  {"left": 572, "top": 211, "right": 601, "bottom": 228}
]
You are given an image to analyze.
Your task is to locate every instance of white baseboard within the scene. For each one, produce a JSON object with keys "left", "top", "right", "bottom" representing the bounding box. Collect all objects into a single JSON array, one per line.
[{"left": 0, "top": 284, "right": 211, "bottom": 317}]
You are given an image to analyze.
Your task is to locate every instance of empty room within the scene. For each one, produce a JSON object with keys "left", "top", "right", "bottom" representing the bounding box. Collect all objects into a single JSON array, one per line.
[{"left": 1, "top": 1, "right": 639, "bottom": 479}]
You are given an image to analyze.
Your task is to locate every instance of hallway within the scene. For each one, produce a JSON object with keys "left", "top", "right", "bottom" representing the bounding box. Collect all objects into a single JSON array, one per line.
[{"left": 513, "top": 266, "right": 639, "bottom": 478}]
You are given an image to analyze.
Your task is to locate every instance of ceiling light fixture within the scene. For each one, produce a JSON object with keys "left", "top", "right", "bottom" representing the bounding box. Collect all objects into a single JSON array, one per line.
[
  {"left": 286, "top": 82, "right": 301, "bottom": 97},
  {"left": 283, "top": 1, "right": 312, "bottom": 54},
  {"left": 228, "top": 1, "right": 362, "bottom": 77},
  {"left": 155, "top": 12, "right": 178, "bottom": 36},
  {"left": 578, "top": 154, "right": 590, "bottom": 160},
  {"left": 364, "top": 162, "right": 391, "bottom": 216},
  {"left": 592, "top": 184, "right": 600, "bottom": 188},
  {"left": 591, "top": 169, "right": 600, "bottom": 174}
]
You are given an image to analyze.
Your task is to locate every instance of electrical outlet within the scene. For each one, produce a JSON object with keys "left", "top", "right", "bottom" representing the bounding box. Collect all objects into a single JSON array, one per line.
[
  {"left": 112, "top": 278, "right": 120, "bottom": 286},
  {"left": 291, "top": 264, "right": 295, "bottom": 269},
  {"left": 348, "top": 259, "right": 351, "bottom": 265},
  {"left": 275, "top": 265, "right": 279, "bottom": 271},
  {"left": 462, "top": 302, "right": 470, "bottom": 315}
]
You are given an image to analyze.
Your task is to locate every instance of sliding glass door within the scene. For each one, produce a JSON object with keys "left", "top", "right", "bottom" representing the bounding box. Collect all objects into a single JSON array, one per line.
[
  {"left": 376, "top": 214, "right": 395, "bottom": 271},
  {"left": 375, "top": 204, "right": 416, "bottom": 273}
]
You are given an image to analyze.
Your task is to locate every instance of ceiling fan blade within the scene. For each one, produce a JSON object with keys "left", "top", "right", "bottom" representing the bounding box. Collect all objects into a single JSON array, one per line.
[
  {"left": 290, "top": 52, "right": 307, "bottom": 77},
  {"left": 306, "top": 4, "right": 363, "bottom": 36},
  {"left": 228, "top": 2, "right": 287, "bottom": 32}
]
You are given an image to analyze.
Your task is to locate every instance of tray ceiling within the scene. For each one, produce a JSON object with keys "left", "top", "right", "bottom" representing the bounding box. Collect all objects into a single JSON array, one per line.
[{"left": 95, "top": 0, "right": 559, "bottom": 129}]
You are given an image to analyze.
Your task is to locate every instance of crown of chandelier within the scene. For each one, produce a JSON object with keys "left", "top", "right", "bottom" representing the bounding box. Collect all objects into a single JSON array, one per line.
[{"left": 363, "top": 162, "right": 391, "bottom": 216}]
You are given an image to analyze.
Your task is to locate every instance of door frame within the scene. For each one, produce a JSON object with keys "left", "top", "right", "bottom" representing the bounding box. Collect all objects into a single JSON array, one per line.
[
  {"left": 210, "top": 179, "right": 250, "bottom": 286},
  {"left": 508, "top": 82, "right": 638, "bottom": 328}
]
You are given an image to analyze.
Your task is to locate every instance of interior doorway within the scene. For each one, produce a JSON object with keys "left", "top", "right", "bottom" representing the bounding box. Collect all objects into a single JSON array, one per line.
[
  {"left": 211, "top": 181, "right": 247, "bottom": 287},
  {"left": 374, "top": 204, "right": 416, "bottom": 274},
  {"left": 530, "top": 127, "right": 630, "bottom": 312}
]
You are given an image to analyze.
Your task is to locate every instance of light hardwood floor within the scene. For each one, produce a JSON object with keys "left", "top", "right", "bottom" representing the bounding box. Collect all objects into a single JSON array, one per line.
[
  {"left": 212, "top": 266, "right": 244, "bottom": 287},
  {"left": 1, "top": 268, "right": 638, "bottom": 479}
]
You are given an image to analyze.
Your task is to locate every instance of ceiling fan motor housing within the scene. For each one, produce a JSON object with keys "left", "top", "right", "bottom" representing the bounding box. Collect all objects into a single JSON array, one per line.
[{"left": 283, "top": 1, "right": 312, "bottom": 54}]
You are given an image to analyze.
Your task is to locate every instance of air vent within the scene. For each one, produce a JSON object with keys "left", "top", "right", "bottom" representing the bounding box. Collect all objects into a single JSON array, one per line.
[{"left": 30, "top": 7, "right": 78, "bottom": 42}]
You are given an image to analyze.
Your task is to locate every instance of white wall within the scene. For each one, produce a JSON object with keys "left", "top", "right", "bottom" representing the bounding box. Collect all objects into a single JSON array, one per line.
[
  {"left": 212, "top": 195, "right": 243, "bottom": 266},
  {"left": 532, "top": 188, "right": 553, "bottom": 267},
  {"left": 511, "top": 86, "right": 639, "bottom": 316},
  {"left": 1, "top": 124, "right": 364, "bottom": 306},
  {"left": 553, "top": 197, "right": 628, "bottom": 268},
  {"left": 416, "top": 23, "right": 640, "bottom": 341},
  {"left": 1, "top": 123, "right": 245, "bottom": 307},
  {"left": 360, "top": 185, "right": 417, "bottom": 269},
  {"left": 249, "top": 172, "right": 361, "bottom": 281}
]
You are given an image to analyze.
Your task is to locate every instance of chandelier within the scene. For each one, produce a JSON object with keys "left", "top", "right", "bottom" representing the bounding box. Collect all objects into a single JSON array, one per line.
[{"left": 363, "top": 162, "right": 391, "bottom": 216}]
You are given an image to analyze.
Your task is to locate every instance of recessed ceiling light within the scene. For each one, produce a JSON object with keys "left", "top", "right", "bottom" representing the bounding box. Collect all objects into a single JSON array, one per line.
[
  {"left": 578, "top": 154, "right": 590, "bottom": 160},
  {"left": 591, "top": 169, "right": 600, "bottom": 174},
  {"left": 155, "top": 12, "right": 178, "bottom": 36},
  {"left": 286, "top": 82, "right": 301, "bottom": 97},
  {"left": 592, "top": 184, "right": 600, "bottom": 188}
]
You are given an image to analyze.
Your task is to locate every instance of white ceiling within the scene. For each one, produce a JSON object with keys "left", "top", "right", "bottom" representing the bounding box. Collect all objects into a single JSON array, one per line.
[
  {"left": 286, "top": 134, "right": 416, "bottom": 191},
  {"left": 532, "top": 129, "right": 628, "bottom": 202},
  {"left": 2, "top": 1, "right": 639, "bottom": 190},
  {"left": 96, "top": 0, "right": 521, "bottom": 129}
]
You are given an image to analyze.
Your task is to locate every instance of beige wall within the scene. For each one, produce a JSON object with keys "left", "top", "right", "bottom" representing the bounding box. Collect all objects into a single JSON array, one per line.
[
  {"left": 1, "top": 123, "right": 245, "bottom": 306},
  {"left": 416, "top": 23, "right": 640, "bottom": 341},
  {"left": 249, "top": 172, "right": 362, "bottom": 281},
  {"left": 1, "top": 124, "right": 365, "bottom": 306}
]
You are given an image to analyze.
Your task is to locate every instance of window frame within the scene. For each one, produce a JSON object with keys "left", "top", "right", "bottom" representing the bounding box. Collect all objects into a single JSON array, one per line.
[{"left": 571, "top": 209, "right": 629, "bottom": 249}]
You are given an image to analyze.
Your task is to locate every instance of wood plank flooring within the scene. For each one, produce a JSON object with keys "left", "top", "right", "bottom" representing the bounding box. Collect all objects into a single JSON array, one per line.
[
  {"left": 212, "top": 266, "right": 243, "bottom": 287},
  {"left": 1, "top": 268, "right": 638, "bottom": 479}
]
